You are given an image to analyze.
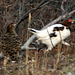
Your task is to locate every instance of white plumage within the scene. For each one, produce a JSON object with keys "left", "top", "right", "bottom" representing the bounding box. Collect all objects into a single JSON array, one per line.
[{"left": 28, "top": 19, "right": 73, "bottom": 51}]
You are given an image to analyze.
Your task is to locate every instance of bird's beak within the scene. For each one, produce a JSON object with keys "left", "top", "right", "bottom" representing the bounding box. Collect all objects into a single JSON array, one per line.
[
  {"left": 72, "top": 20, "right": 75, "bottom": 23},
  {"left": 72, "top": 21, "right": 74, "bottom": 23}
]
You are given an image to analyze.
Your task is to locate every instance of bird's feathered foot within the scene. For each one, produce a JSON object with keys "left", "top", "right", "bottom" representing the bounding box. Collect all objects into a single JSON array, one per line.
[{"left": 62, "top": 41, "right": 70, "bottom": 46}]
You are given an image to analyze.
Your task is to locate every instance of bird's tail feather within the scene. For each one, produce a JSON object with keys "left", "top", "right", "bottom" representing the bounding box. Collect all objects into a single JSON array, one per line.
[{"left": 28, "top": 28, "right": 39, "bottom": 34}]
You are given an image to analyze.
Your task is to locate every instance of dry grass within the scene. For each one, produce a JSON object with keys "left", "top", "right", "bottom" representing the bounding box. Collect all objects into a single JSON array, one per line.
[{"left": 0, "top": 34, "right": 75, "bottom": 75}]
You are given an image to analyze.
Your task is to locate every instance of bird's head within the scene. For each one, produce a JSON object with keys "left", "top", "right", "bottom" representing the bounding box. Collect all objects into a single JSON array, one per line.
[
  {"left": 67, "top": 19, "right": 74, "bottom": 23},
  {"left": 9, "top": 23, "right": 16, "bottom": 28},
  {"left": 7, "top": 23, "right": 16, "bottom": 33},
  {"left": 63, "top": 19, "right": 73, "bottom": 25},
  {"left": 62, "top": 19, "right": 73, "bottom": 30}
]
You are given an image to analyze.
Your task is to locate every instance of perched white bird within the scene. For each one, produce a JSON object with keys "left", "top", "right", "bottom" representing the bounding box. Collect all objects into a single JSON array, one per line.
[{"left": 28, "top": 19, "right": 73, "bottom": 51}]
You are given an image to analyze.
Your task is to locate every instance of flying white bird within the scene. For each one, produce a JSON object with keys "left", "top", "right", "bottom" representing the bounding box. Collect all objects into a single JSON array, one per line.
[{"left": 28, "top": 19, "right": 73, "bottom": 51}]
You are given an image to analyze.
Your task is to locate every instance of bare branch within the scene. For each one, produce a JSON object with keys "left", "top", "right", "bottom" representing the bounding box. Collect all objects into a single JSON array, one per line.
[
  {"left": 43, "top": 10, "right": 75, "bottom": 29},
  {"left": 61, "top": 0, "right": 75, "bottom": 15},
  {"left": 61, "top": 0, "right": 66, "bottom": 13},
  {"left": 15, "top": 0, "right": 50, "bottom": 30},
  {"left": 21, "top": 10, "right": 75, "bottom": 50},
  {"left": 21, "top": 35, "right": 36, "bottom": 50}
]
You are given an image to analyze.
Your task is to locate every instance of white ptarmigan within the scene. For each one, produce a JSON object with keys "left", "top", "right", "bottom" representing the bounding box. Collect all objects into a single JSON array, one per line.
[{"left": 28, "top": 19, "right": 73, "bottom": 51}]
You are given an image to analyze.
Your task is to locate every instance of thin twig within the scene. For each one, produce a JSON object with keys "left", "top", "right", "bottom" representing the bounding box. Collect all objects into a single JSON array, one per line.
[
  {"left": 47, "top": 29, "right": 54, "bottom": 48},
  {"left": 61, "top": 0, "right": 66, "bottom": 13}
]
